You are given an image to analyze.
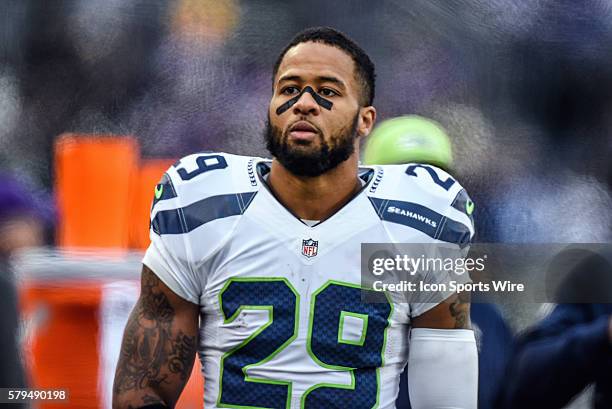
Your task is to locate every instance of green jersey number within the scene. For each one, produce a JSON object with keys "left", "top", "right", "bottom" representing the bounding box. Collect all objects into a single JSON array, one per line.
[{"left": 217, "top": 279, "right": 392, "bottom": 409}]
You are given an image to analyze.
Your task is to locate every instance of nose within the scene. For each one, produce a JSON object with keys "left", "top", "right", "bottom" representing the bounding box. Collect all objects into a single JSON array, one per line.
[{"left": 292, "top": 90, "right": 320, "bottom": 115}]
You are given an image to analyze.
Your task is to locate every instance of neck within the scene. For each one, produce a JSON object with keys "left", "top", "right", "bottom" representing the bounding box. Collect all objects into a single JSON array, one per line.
[{"left": 267, "top": 155, "right": 362, "bottom": 221}]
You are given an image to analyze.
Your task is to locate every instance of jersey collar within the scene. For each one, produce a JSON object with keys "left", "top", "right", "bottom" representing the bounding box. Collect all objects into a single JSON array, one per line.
[{"left": 254, "top": 160, "right": 376, "bottom": 228}]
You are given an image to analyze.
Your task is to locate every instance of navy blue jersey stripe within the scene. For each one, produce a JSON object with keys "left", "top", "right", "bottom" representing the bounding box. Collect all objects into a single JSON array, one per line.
[
  {"left": 152, "top": 192, "right": 257, "bottom": 235},
  {"left": 368, "top": 197, "right": 471, "bottom": 247},
  {"left": 437, "top": 216, "right": 472, "bottom": 248}
]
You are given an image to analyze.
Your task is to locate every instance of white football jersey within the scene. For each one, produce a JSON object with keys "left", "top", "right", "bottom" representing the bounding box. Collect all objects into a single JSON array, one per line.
[{"left": 143, "top": 152, "right": 474, "bottom": 409}]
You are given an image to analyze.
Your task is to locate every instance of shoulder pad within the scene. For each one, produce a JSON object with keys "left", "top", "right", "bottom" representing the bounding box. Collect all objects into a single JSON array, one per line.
[
  {"left": 150, "top": 152, "right": 264, "bottom": 236},
  {"left": 368, "top": 164, "right": 461, "bottom": 211},
  {"left": 165, "top": 152, "right": 262, "bottom": 203},
  {"left": 367, "top": 163, "right": 475, "bottom": 246}
]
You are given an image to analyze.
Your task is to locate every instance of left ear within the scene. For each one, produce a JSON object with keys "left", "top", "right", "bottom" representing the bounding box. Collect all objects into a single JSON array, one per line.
[{"left": 357, "top": 106, "right": 377, "bottom": 138}]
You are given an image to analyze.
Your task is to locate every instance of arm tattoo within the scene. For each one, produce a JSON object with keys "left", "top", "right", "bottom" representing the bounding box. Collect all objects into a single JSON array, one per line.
[
  {"left": 127, "top": 394, "right": 164, "bottom": 409},
  {"left": 168, "top": 333, "right": 197, "bottom": 381},
  {"left": 449, "top": 292, "right": 471, "bottom": 329},
  {"left": 114, "top": 268, "right": 197, "bottom": 405}
]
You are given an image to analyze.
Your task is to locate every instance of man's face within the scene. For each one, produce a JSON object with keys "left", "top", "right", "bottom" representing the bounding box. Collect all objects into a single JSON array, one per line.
[{"left": 266, "top": 42, "right": 372, "bottom": 177}]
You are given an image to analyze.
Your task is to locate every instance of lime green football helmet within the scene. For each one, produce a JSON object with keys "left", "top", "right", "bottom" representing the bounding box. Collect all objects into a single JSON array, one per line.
[{"left": 362, "top": 115, "right": 453, "bottom": 169}]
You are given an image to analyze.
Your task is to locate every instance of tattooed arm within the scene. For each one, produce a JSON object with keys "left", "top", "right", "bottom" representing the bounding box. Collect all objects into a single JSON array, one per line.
[
  {"left": 113, "top": 265, "right": 199, "bottom": 409},
  {"left": 411, "top": 291, "right": 472, "bottom": 329}
]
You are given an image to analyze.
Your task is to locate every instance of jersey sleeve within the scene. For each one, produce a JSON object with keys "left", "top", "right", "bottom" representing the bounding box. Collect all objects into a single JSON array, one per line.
[
  {"left": 369, "top": 163, "right": 476, "bottom": 318},
  {"left": 414, "top": 165, "right": 475, "bottom": 317},
  {"left": 142, "top": 152, "right": 261, "bottom": 304},
  {"left": 142, "top": 169, "right": 202, "bottom": 305}
]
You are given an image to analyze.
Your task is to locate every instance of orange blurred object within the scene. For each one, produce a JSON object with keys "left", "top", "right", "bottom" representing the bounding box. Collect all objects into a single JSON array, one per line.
[
  {"left": 21, "top": 282, "right": 102, "bottom": 409},
  {"left": 55, "top": 135, "right": 139, "bottom": 249}
]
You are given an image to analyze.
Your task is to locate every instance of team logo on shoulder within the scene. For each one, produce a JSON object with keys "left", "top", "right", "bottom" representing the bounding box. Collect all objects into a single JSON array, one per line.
[
  {"left": 302, "top": 239, "right": 318, "bottom": 258},
  {"left": 452, "top": 188, "right": 475, "bottom": 223},
  {"left": 465, "top": 199, "right": 475, "bottom": 215},
  {"left": 151, "top": 173, "right": 177, "bottom": 210},
  {"left": 154, "top": 184, "right": 164, "bottom": 199}
]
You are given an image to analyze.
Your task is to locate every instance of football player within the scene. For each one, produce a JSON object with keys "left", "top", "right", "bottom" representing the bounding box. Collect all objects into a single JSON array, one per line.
[
  {"left": 363, "top": 115, "right": 510, "bottom": 409},
  {"left": 113, "top": 27, "right": 477, "bottom": 409}
]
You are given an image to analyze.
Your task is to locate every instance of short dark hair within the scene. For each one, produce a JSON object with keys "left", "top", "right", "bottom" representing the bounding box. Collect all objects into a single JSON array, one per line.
[{"left": 273, "top": 27, "right": 376, "bottom": 106}]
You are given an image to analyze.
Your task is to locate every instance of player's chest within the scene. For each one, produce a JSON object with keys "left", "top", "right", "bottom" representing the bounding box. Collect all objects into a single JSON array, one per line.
[
  {"left": 201, "top": 219, "right": 374, "bottom": 298},
  {"left": 200, "top": 224, "right": 402, "bottom": 409}
]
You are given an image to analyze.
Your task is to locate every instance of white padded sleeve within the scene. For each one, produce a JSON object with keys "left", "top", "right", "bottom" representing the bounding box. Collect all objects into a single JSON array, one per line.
[{"left": 408, "top": 328, "right": 478, "bottom": 409}]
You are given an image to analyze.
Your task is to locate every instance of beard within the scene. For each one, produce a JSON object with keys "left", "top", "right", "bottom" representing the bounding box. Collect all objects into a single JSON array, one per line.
[{"left": 264, "top": 113, "right": 360, "bottom": 177}]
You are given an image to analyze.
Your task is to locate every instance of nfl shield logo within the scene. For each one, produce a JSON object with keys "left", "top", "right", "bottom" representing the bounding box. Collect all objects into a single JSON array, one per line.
[{"left": 302, "top": 239, "right": 318, "bottom": 258}]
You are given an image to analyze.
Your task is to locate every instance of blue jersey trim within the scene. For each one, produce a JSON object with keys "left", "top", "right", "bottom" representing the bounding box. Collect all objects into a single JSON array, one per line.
[
  {"left": 152, "top": 191, "right": 257, "bottom": 235},
  {"left": 368, "top": 197, "right": 471, "bottom": 247}
]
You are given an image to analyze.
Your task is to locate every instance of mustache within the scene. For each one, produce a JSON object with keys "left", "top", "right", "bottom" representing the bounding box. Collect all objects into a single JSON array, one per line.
[{"left": 285, "top": 118, "right": 322, "bottom": 136}]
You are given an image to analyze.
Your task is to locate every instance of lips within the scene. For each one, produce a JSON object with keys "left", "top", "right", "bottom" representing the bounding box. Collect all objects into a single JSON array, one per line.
[
  {"left": 288, "top": 120, "right": 320, "bottom": 143},
  {"left": 289, "top": 121, "right": 318, "bottom": 133}
]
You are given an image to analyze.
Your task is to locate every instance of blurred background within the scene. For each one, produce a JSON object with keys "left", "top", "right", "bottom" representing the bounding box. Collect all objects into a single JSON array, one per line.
[
  {"left": 2, "top": 0, "right": 612, "bottom": 244},
  {"left": 0, "top": 0, "right": 611, "bottom": 408}
]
